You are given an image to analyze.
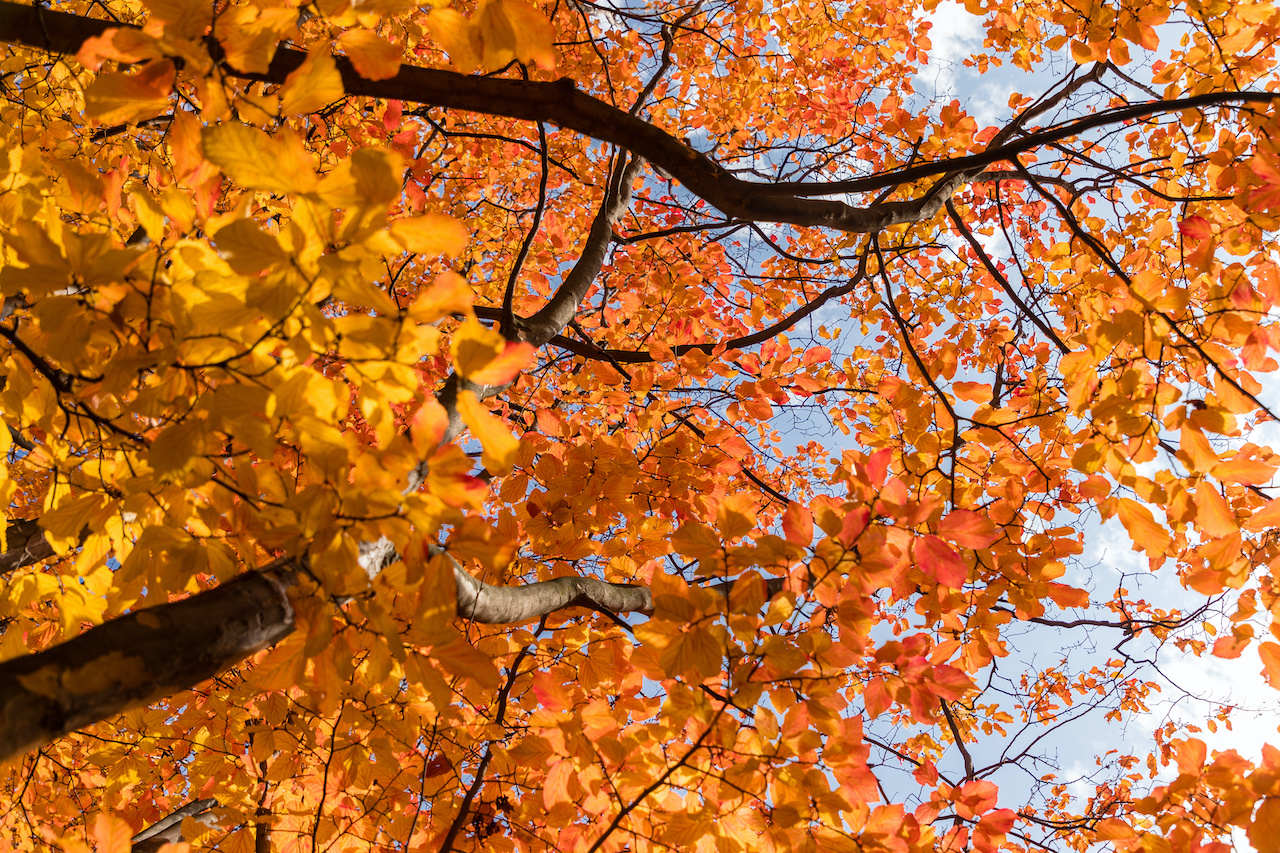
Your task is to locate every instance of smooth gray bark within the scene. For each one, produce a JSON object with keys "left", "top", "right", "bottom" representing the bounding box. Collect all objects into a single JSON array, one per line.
[{"left": 131, "top": 799, "right": 220, "bottom": 853}]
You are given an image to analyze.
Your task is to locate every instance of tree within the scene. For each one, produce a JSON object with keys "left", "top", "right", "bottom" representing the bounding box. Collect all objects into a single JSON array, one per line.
[{"left": 0, "top": 0, "right": 1278, "bottom": 847}]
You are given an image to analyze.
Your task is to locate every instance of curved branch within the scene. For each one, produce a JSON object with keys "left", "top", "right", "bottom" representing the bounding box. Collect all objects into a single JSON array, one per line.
[{"left": 0, "top": 2, "right": 1271, "bottom": 234}]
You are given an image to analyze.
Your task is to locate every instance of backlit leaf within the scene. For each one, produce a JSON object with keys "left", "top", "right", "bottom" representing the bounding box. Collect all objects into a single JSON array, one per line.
[
  {"left": 280, "top": 47, "right": 345, "bottom": 116},
  {"left": 84, "top": 60, "right": 175, "bottom": 124},
  {"left": 338, "top": 29, "right": 403, "bottom": 80}
]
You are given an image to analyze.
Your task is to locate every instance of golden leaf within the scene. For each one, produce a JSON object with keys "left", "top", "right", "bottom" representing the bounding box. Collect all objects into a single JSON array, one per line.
[
  {"left": 202, "top": 123, "right": 319, "bottom": 196},
  {"left": 427, "top": 8, "right": 482, "bottom": 73},
  {"left": 455, "top": 390, "right": 519, "bottom": 473},
  {"left": 281, "top": 47, "right": 346, "bottom": 116},
  {"left": 84, "top": 60, "right": 175, "bottom": 125},
  {"left": 338, "top": 29, "right": 403, "bottom": 81},
  {"left": 391, "top": 213, "right": 469, "bottom": 257}
]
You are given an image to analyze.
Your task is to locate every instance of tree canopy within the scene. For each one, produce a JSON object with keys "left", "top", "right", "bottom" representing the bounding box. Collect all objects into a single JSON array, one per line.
[{"left": 0, "top": 0, "right": 1279, "bottom": 849}]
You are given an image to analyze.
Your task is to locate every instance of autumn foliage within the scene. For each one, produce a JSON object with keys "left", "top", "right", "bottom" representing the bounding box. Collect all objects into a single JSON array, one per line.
[{"left": 0, "top": 0, "right": 1279, "bottom": 849}]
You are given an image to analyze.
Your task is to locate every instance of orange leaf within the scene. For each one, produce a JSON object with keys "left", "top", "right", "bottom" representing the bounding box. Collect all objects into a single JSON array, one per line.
[
  {"left": 1261, "top": 642, "right": 1280, "bottom": 689},
  {"left": 543, "top": 759, "right": 575, "bottom": 809},
  {"left": 84, "top": 60, "right": 175, "bottom": 124},
  {"left": 1252, "top": 798, "right": 1280, "bottom": 853},
  {"left": 802, "top": 346, "right": 832, "bottom": 366},
  {"left": 1213, "top": 448, "right": 1279, "bottom": 485},
  {"left": 1193, "top": 483, "right": 1237, "bottom": 538},
  {"left": 90, "top": 814, "right": 135, "bottom": 853},
  {"left": 781, "top": 502, "right": 813, "bottom": 545},
  {"left": 496, "top": 0, "right": 557, "bottom": 70},
  {"left": 1116, "top": 498, "right": 1169, "bottom": 557},
  {"left": 864, "top": 677, "right": 891, "bottom": 717},
  {"left": 338, "top": 29, "right": 402, "bottom": 81},
  {"left": 469, "top": 341, "right": 536, "bottom": 386},
  {"left": 1245, "top": 499, "right": 1280, "bottom": 532},
  {"left": 671, "top": 522, "right": 721, "bottom": 561},
  {"left": 1178, "top": 216, "right": 1211, "bottom": 240},
  {"left": 427, "top": 8, "right": 482, "bottom": 73},
  {"left": 716, "top": 492, "right": 757, "bottom": 540},
  {"left": 937, "top": 509, "right": 999, "bottom": 549},
  {"left": 952, "top": 381, "right": 990, "bottom": 403},
  {"left": 409, "top": 271, "right": 474, "bottom": 323}
]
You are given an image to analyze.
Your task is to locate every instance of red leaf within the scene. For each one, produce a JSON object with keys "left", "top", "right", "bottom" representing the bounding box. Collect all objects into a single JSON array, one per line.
[
  {"left": 937, "top": 509, "right": 999, "bottom": 549},
  {"left": 1178, "top": 215, "right": 1212, "bottom": 240},
  {"left": 916, "top": 535, "right": 968, "bottom": 587},
  {"left": 865, "top": 448, "right": 892, "bottom": 486},
  {"left": 424, "top": 754, "right": 453, "bottom": 778}
]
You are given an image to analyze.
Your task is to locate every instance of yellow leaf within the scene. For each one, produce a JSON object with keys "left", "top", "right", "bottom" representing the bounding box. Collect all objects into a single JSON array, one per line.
[
  {"left": 318, "top": 147, "right": 404, "bottom": 211},
  {"left": 338, "top": 29, "right": 402, "bottom": 81},
  {"left": 455, "top": 390, "right": 519, "bottom": 473},
  {"left": 450, "top": 319, "right": 535, "bottom": 385},
  {"left": 130, "top": 190, "right": 166, "bottom": 243},
  {"left": 450, "top": 319, "right": 503, "bottom": 378},
  {"left": 494, "top": 0, "right": 556, "bottom": 70},
  {"left": 1116, "top": 498, "right": 1169, "bottom": 557},
  {"left": 40, "top": 492, "right": 110, "bottom": 554},
  {"left": 202, "top": 123, "right": 318, "bottom": 196},
  {"left": 84, "top": 60, "right": 175, "bottom": 125},
  {"left": 391, "top": 213, "right": 468, "bottom": 257},
  {"left": 149, "top": 420, "right": 214, "bottom": 486},
  {"left": 427, "top": 8, "right": 481, "bottom": 73},
  {"left": 213, "top": 218, "right": 289, "bottom": 274},
  {"left": 281, "top": 47, "right": 346, "bottom": 116}
]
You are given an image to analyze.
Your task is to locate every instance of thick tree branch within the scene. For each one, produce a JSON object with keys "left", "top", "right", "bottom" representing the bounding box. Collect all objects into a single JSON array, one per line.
[
  {"left": 0, "top": 543, "right": 784, "bottom": 761},
  {"left": 519, "top": 154, "right": 645, "bottom": 343},
  {"left": 131, "top": 798, "right": 220, "bottom": 853},
  {"left": 0, "top": 565, "right": 295, "bottom": 763},
  {"left": 453, "top": 564, "right": 653, "bottom": 623},
  {"left": 0, "top": 1, "right": 1270, "bottom": 234}
]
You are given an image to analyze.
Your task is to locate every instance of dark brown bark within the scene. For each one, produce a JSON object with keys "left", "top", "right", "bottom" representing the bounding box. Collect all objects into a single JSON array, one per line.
[
  {"left": 0, "top": 567, "right": 295, "bottom": 763},
  {"left": 0, "top": 517, "right": 62, "bottom": 576},
  {"left": 0, "top": 1, "right": 1270, "bottom": 236}
]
